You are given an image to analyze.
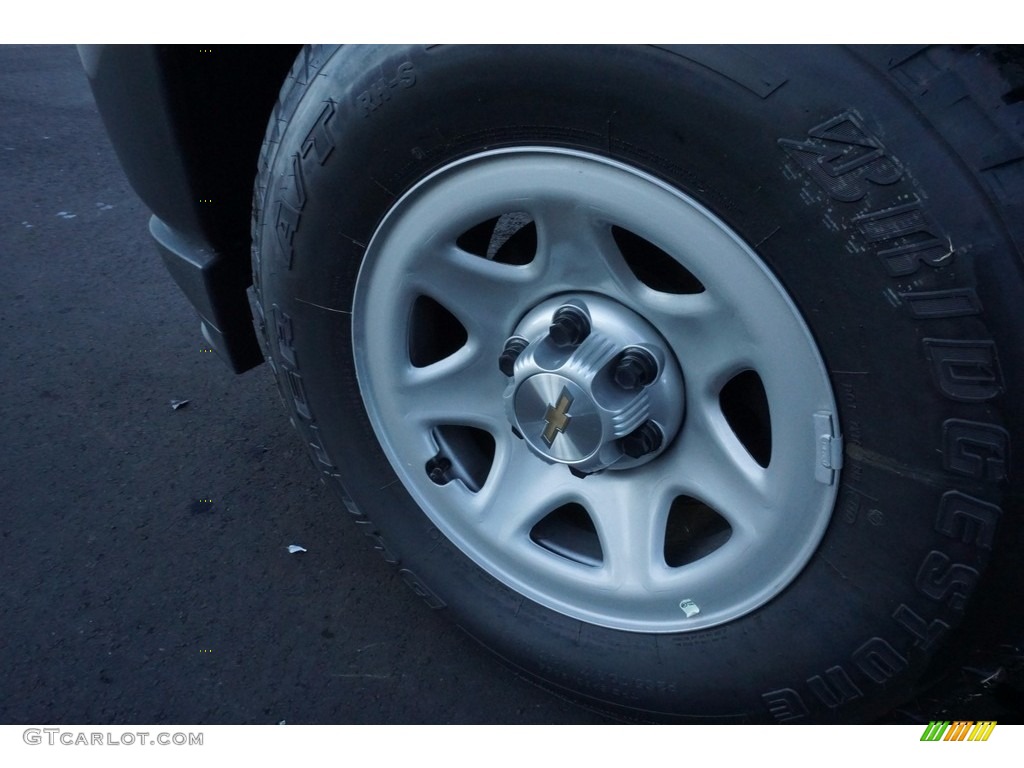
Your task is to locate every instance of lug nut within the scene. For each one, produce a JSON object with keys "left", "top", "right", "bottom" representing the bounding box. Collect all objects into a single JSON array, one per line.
[
  {"left": 548, "top": 305, "right": 590, "bottom": 348},
  {"left": 620, "top": 421, "right": 663, "bottom": 459},
  {"left": 498, "top": 337, "right": 529, "bottom": 377},
  {"left": 613, "top": 347, "right": 658, "bottom": 390}
]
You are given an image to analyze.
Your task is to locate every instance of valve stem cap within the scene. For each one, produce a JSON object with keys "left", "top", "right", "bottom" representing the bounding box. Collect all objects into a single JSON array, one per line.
[{"left": 426, "top": 456, "right": 452, "bottom": 485}]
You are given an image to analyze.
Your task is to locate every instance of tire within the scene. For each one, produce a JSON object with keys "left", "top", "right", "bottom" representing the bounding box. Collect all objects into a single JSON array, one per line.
[{"left": 251, "top": 45, "right": 1024, "bottom": 723}]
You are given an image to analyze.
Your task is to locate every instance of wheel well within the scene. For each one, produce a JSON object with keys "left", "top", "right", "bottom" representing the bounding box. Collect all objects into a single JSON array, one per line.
[{"left": 153, "top": 45, "right": 303, "bottom": 256}]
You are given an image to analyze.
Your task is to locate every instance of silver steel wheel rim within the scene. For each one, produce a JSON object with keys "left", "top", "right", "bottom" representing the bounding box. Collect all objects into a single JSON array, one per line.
[{"left": 352, "top": 147, "right": 840, "bottom": 633}]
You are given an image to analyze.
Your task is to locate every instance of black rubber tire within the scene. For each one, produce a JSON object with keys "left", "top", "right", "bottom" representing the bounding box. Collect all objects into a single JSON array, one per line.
[{"left": 251, "top": 45, "right": 1024, "bottom": 723}]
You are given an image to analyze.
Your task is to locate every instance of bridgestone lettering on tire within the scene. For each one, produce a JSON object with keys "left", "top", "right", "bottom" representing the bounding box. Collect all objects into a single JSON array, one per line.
[{"left": 252, "top": 45, "right": 1024, "bottom": 723}]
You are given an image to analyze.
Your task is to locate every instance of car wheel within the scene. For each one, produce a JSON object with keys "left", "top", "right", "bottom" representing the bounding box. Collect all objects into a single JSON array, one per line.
[{"left": 252, "top": 45, "right": 1023, "bottom": 722}]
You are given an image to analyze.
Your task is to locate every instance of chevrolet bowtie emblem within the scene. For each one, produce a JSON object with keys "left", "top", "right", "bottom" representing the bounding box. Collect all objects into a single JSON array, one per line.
[{"left": 542, "top": 387, "right": 574, "bottom": 447}]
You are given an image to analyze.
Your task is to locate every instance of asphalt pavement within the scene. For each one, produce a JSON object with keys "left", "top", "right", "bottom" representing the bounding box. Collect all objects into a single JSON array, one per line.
[
  {"left": 0, "top": 44, "right": 608, "bottom": 725},
  {"left": 1, "top": 44, "right": 1022, "bottom": 727}
]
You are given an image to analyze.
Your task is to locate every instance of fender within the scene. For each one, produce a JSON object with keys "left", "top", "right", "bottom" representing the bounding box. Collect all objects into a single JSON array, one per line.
[{"left": 79, "top": 44, "right": 301, "bottom": 371}]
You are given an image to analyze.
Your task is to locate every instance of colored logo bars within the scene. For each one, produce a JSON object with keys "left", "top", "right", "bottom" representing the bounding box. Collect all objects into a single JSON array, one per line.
[{"left": 920, "top": 721, "right": 997, "bottom": 742}]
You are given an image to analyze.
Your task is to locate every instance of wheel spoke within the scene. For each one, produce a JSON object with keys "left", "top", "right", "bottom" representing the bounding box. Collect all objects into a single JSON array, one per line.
[
  {"left": 473, "top": 440, "right": 571, "bottom": 542},
  {"left": 409, "top": 245, "right": 537, "bottom": 340},
  {"left": 395, "top": 350, "right": 505, "bottom": 432},
  {"left": 662, "top": 410, "right": 775, "bottom": 541},
  {"left": 531, "top": 200, "right": 629, "bottom": 290},
  {"left": 581, "top": 477, "right": 673, "bottom": 592},
  {"left": 643, "top": 292, "right": 755, "bottom": 393}
]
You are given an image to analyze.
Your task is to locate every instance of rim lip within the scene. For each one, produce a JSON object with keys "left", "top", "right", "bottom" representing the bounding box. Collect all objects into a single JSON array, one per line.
[{"left": 352, "top": 147, "right": 840, "bottom": 633}]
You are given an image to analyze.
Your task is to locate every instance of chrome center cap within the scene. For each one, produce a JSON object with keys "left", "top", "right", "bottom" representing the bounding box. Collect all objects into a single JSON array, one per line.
[
  {"left": 502, "top": 294, "right": 685, "bottom": 474},
  {"left": 515, "top": 374, "right": 602, "bottom": 463}
]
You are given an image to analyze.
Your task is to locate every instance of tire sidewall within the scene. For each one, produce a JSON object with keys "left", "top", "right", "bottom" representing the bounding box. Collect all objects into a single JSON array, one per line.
[{"left": 257, "top": 44, "right": 1019, "bottom": 722}]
